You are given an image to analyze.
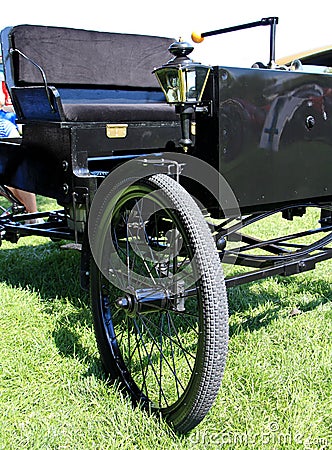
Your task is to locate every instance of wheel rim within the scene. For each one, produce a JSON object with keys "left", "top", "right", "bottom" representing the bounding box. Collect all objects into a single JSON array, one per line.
[{"left": 96, "top": 184, "right": 203, "bottom": 411}]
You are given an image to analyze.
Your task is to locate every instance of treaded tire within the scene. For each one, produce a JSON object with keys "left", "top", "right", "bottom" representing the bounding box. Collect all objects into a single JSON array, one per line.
[{"left": 89, "top": 174, "right": 228, "bottom": 433}]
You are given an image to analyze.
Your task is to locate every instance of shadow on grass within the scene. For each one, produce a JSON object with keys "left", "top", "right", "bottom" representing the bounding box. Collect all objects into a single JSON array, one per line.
[
  {"left": 227, "top": 273, "right": 332, "bottom": 337},
  {"left": 0, "top": 240, "right": 105, "bottom": 379},
  {"left": 1, "top": 239, "right": 331, "bottom": 369},
  {"left": 0, "top": 240, "right": 83, "bottom": 301}
]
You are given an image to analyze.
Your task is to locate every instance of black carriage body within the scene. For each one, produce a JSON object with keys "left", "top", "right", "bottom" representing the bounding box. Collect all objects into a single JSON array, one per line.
[
  {"left": 2, "top": 24, "right": 332, "bottom": 217},
  {"left": 194, "top": 66, "right": 332, "bottom": 214},
  {"left": 0, "top": 120, "right": 181, "bottom": 206},
  {"left": 1, "top": 20, "right": 332, "bottom": 434}
]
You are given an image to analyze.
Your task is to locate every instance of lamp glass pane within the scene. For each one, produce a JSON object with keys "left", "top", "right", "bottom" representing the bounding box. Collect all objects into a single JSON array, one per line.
[
  {"left": 184, "top": 66, "right": 210, "bottom": 102},
  {"left": 155, "top": 67, "right": 182, "bottom": 103},
  {"left": 185, "top": 69, "right": 197, "bottom": 101}
]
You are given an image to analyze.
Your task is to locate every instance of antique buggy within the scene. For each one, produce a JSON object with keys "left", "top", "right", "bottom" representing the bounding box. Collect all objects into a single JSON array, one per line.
[{"left": 0, "top": 18, "right": 331, "bottom": 434}]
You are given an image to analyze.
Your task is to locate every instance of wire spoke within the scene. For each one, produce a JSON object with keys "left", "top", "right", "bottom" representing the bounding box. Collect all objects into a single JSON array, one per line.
[
  {"left": 140, "top": 312, "right": 197, "bottom": 359},
  {"left": 159, "top": 313, "right": 164, "bottom": 405},
  {"left": 139, "top": 315, "right": 186, "bottom": 394},
  {"left": 132, "top": 317, "right": 170, "bottom": 407},
  {"left": 132, "top": 318, "right": 150, "bottom": 400},
  {"left": 168, "top": 312, "right": 196, "bottom": 371},
  {"left": 139, "top": 313, "right": 196, "bottom": 368},
  {"left": 166, "top": 311, "right": 181, "bottom": 398}
]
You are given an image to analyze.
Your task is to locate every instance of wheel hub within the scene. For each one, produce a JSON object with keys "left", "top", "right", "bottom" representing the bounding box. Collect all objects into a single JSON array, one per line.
[{"left": 115, "top": 287, "right": 171, "bottom": 316}]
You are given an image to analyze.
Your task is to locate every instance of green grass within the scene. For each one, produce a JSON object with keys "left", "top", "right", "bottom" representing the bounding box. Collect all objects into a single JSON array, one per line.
[{"left": 0, "top": 198, "right": 331, "bottom": 449}]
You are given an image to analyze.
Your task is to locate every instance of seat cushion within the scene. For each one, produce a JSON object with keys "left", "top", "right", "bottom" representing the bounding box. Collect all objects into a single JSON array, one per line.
[{"left": 61, "top": 102, "right": 178, "bottom": 122}]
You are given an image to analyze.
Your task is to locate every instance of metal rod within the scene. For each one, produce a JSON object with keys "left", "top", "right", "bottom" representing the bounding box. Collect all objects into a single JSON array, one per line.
[
  {"left": 225, "top": 229, "right": 332, "bottom": 264},
  {"left": 201, "top": 17, "right": 278, "bottom": 38},
  {"left": 202, "top": 19, "right": 263, "bottom": 38},
  {"left": 9, "top": 48, "right": 55, "bottom": 112},
  {"left": 231, "top": 224, "right": 332, "bottom": 254},
  {"left": 225, "top": 249, "right": 332, "bottom": 288},
  {"left": 3, "top": 223, "right": 73, "bottom": 240},
  {"left": 88, "top": 152, "right": 163, "bottom": 162},
  {"left": 268, "top": 17, "right": 278, "bottom": 67},
  {"left": 216, "top": 201, "right": 317, "bottom": 241},
  {"left": 199, "top": 17, "right": 278, "bottom": 68}
]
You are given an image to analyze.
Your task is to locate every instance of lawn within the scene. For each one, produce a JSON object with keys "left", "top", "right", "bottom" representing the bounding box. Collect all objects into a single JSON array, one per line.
[{"left": 0, "top": 197, "right": 331, "bottom": 449}]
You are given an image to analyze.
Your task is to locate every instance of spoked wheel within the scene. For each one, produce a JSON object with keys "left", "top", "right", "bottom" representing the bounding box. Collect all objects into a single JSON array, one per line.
[{"left": 89, "top": 174, "right": 228, "bottom": 433}]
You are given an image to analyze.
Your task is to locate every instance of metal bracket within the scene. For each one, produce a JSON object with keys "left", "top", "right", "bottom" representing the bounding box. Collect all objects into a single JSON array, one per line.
[
  {"left": 139, "top": 158, "right": 185, "bottom": 183},
  {"left": 195, "top": 100, "right": 213, "bottom": 116},
  {"left": 72, "top": 187, "right": 89, "bottom": 243}
]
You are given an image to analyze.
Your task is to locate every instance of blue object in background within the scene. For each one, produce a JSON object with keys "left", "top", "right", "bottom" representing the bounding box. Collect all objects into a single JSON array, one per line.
[
  {"left": 0, "top": 117, "right": 18, "bottom": 137},
  {"left": 0, "top": 109, "right": 19, "bottom": 137},
  {"left": 0, "top": 109, "right": 17, "bottom": 126}
]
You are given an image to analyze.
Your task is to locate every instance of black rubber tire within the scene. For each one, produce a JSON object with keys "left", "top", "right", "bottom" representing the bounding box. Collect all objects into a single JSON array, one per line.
[{"left": 89, "top": 174, "right": 228, "bottom": 433}]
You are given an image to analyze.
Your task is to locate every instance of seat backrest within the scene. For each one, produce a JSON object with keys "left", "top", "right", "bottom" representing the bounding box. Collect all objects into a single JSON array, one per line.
[
  {"left": 0, "top": 25, "right": 174, "bottom": 121},
  {"left": 3, "top": 25, "right": 173, "bottom": 90}
]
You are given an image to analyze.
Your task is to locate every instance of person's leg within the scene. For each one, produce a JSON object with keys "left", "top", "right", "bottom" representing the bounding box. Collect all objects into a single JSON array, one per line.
[{"left": 8, "top": 187, "right": 38, "bottom": 213}]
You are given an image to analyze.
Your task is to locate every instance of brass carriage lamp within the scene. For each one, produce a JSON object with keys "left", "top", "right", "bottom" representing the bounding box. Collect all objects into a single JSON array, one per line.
[{"left": 153, "top": 40, "right": 211, "bottom": 150}]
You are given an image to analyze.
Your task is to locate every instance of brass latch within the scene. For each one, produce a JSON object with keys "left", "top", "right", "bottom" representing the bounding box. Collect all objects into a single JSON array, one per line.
[{"left": 106, "top": 124, "right": 128, "bottom": 138}]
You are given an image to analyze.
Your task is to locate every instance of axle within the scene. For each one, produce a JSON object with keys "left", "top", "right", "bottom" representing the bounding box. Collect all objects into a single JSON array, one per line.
[{"left": 115, "top": 287, "right": 171, "bottom": 316}]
